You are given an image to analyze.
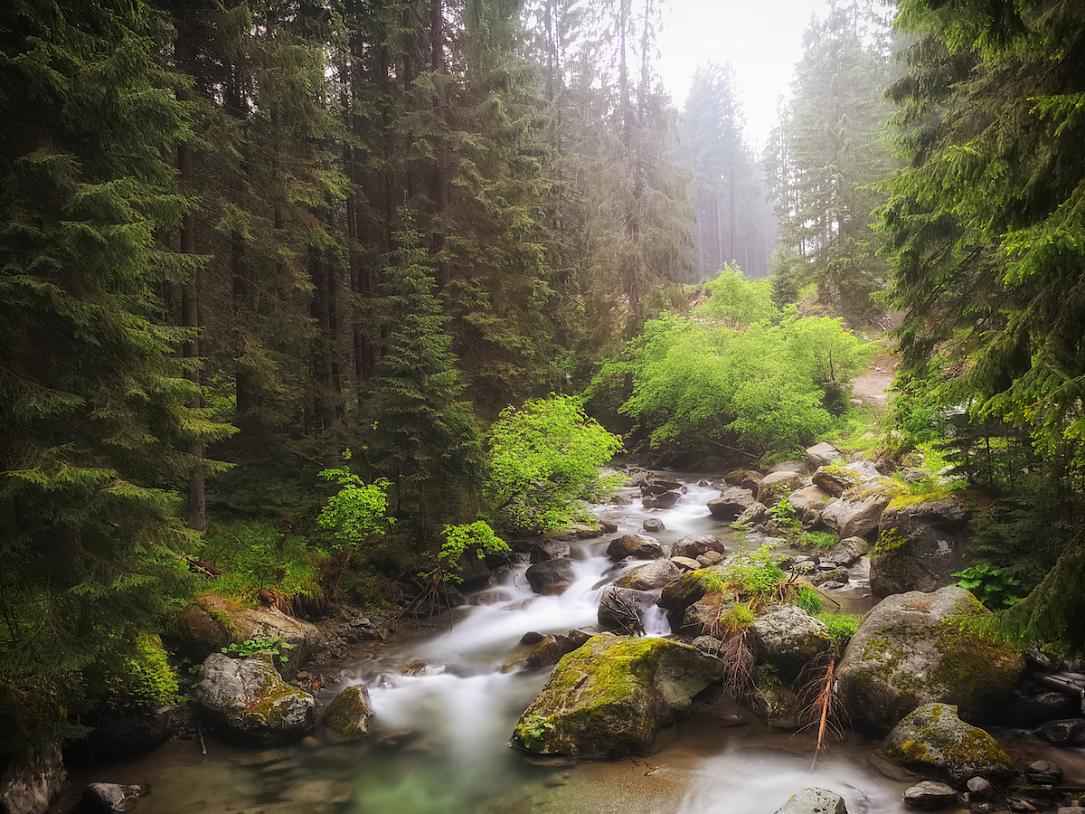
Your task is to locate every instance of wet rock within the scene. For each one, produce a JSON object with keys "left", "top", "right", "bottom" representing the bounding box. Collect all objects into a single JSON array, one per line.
[
  {"left": 641, "top": 477, "right": 682, "bottom": 495},
  {"left": 321, "top": 685, "right": 372, "bottom": 741},
  {"left": 1057, "top": 808, "right": 1085, "bottom": 814},
  {"left": 883, "top": 703, "right": 1014, "bottom": 786},
  {"left": 1036, "top": 718, "right": 1085, "bottom": 746},
  {"left": 597, "top": 586, "right": 658, "bottom": 634},
  {"left": 724, "top": 469, "right": 762, "bottom": 492},
  {"left": 788, "top": 486, "right": 832, "bottom": 527},
  {"left": 510, "top": 636, "right": 723, "bottom": 757},
  {"left": 172, "top": 594, "right": 321, "bottom": 676},
  {"left": 823, "top": 537, "right": 867, "bottom": 568},
  {"left": 193, "top": 653, "right": 317, "bottom": 745},
  {"left": 520, "top": 631, "right": 545, "bottom": 645},
  {"left": 643, "top": 490, "right": 681, "bottom": 509},
  {"left": 671, "top": 535, "right": 726, "bottom": 560},
  {"left": 658, "top": 566, "right": 724, "bottom": 614},
  {"left": 837, "top": 586, "right": 1023, "bottom": 734},
  {"left": 870, "top": 494, "right": 974, "bottom": 596},
  {"left": 598, "top": 518, "right": 619, "bottom": 534},
  {"left": 758, "top": 471, "right": 804, "bottom": 504},
  {"left": 773, "top": 787, "right": 848, "bottom": 814},
  {"left": 707, "top": 487, "right": 757, "bottom": 520},
  {"left": 691, "top": 635, "right": 722, "bottom": 656},
  {"left": 966, "top": 776, "right": 994, "bottom": 801},
  {"left": 813, "top": 468, "right": 853, "bottom": 497},
  {"left": 754, "top": 681, "right": 802, "bottom": 729},
  {"left": 696, "top": 550, "right": 725, "bottom": 567},
  {"left": 642, "top": 518, "right": 665, "bottom": 533},
  {"left": 903, "top": 780, "right": 957, "bottom": 809},
  {"left": 615, "top": 559, "right": 681, "bottom": 591},
  {"left": 807, "top": 442, "right": 842, "bottom": 467},
  {"left": 80, "top": 705, "right": 180, "bottom": 758},
  {"left": 0, "top": 746, "right": 65, "bottom": 814},
  {"left": 530, "top": 539, "right": 571, "bottom": 563},
  {"left": 748, "top": 604, "right": 832, "bottom": 679},
  {"left": 809, "top": 567, "right": 849, "bottom": 587},
  {"left": 525, "top": 558, "right": 577, "bottom": 595},
  {"left": 1024, "top": 759, "right": 1062, "bottom": 784},
  {"left": 606, "top": 533, "right": 664, "bottom": 561},
  {"left": 821, "top": 494, "right": 890, "bottom": 540},
  {"left": 736, "top": 501, "right": 770, "bottom": 527},
  {"left": 521, "top": 633, "right": 587, "bottom": 670},
  {"left": 670, "top": 556, "right": 701, "bottom": 571},
  {"left": 681, "top": 595, "right": 724, "bottom": 637},
  {"left": 81, "top": 783, "right": 147, "bottom": 813}
]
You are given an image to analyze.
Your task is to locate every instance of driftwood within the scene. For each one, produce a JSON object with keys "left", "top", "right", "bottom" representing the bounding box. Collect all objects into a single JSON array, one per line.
[{"left": 1034, "top": 672, "right": 1085, "bottom": 701}]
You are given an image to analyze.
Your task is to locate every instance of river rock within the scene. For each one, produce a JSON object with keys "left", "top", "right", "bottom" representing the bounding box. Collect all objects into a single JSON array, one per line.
[
  {"left": 812, "top": 466, "right": 853, "bottom": 497},
  {"left": 736, "top": 501, "right": 770, "bottom": 527},
  {"left": 724, "top": 469, "right": 762, "bottom": 491},
  {"left": 0, "top": 746, "right": 65, "bottom": 814},
  {"left": 758, "top": 471, "right": 804, "bottom": 504},
  {"left": 707, "top": 487, "right": 757, "bottom": 520},
  {"left": 697, "top": 550, "right": 725, "bottom": 567},
  {"left": 682, "top": 595, "right": 725, "bottom": 637},
  {"left": 788, "top": 486, "right": 832, "bottom": 526},
  {"left": 606, "top": 533, "right": 664, "bottom": 561},
  {"left": 837, "top": 586, "right": 1024, "bottom": 734},
  {"left": 642, "top": 518, "right": 665, "bottom": 533},
  {"left": 510, "top": 636, "right": 723, "bottom": 756},
  {"left": 821, "top": 494, "right": 889, "bottom": 540},
  {"left": 748, "top": 604, "right": 832, "bottom": 679},
  {"left": 321, "top": 685, "right": 372, "bottom": 741},
  {"left": 807, "top": 443, "right": 842, "bottom": 467},
  {"left": 1036, "top": 718, "right": 1085, "bottom": 746},
  {"left": 193, "top": 653, "right": 317, "bottom": 745},
  {"left": 1024, "top": 759, "right": 1062, "bottom": 784},
  {"left": 883, "top": 703, "right": 1014, "bottom": 785},
  {"left": 809, "top": 567, "right": 848, "bottom": 587},
  {"left": 597, "top": 586, "right": 658, "bottom": 634},
  {"left": 671, "top": 535, "right": 726, "bottom": 560},
  {"left": 643, "top": 490, "right": 681, "bottom": 509},
  {"left": 173, "top": 593, "right": 321, "bottom": 676},
  {"left": 823, "top": 537, "right": 867, "bottom": 568},
  {"left": 81, "top": 783, "right": 147, "bottom": 813},
  {"left": 754, "top": 680, "right": 802, "bottom": 729},
  {"left": 525, "top": 558, "right": 577, "bottom": 594},
  {"left": 670, "top": 556, "right": 701, "bottom": 571},
  {"left": 615, "top": 559, "right": 682, "bottom": 591},
  {"left": 659, "top": 567, "right": 723, "bottom": 614},
  {"left": 80, "top": 704, "right": 180, "bottom": 758},
  {"left": 870, "top": 494, "right": 973, "bottom": 596},
  {"left": 521, "top": 633, "right": 587, "bottom": 670},
  {"left": 902, "top": 780, "right": 958, "bottom": 809},
  {"left": 1002, "top": 689, "right": 1080, "bottom": 727},
  {"left": 967, "top": 776, "right": 994, "bottom": 800},
  {"left": 529, "top": 539, "right": 571, "bottom": 563},
  {"left": 641, "top": 477, "right": 682, "bottom": 495},
  {"left": 773, "top": 787, "right": 848, "bottom": 814}
]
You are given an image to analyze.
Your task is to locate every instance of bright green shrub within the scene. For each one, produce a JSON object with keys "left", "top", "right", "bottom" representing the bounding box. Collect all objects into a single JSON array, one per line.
[
  {"left": 202, "top": 521, "right": 321, "bottom": 602},
  {"left": 431, "top": 521, "right": 511, "bottom": 583},
  {"left": 696, "top": 265, "right": 778, "bottom": 327}
]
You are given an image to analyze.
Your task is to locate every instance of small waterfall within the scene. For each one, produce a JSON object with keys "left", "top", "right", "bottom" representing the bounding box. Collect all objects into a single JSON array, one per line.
[{"left": 641, "top": 604, "right": 671, "bottom": 636}]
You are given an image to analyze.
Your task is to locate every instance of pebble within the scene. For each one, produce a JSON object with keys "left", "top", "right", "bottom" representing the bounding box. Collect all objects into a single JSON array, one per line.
[
  {"left": 1024, "top": 759, "right": 1062, "bottom": 784},
  {"left": 966, "top": 776, "right": 994, "bottom": 801},
  {"left": 904, "top": 780, "right": 958, "bottom": 809}
]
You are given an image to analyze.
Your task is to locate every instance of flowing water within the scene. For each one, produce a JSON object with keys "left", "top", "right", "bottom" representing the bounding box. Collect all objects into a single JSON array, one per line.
[{"left": 64, "top": 475, "right": 927, "bottom": 814}]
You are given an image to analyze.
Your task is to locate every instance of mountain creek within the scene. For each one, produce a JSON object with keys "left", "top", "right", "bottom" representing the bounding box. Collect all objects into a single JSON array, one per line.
[{"left": 54, "top": 472, "right": 1085, "bottom": 814}]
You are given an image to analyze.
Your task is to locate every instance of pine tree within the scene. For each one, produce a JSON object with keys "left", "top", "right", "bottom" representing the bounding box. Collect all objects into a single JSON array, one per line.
[
  {"left": 364, "top": 212, "right": 482, "bottom": 538},
  {"left": 0, "top": 0, "right": 230, "bottom": 755}
]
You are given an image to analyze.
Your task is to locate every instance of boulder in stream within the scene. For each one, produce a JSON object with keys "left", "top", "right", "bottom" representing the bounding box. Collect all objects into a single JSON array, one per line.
[
  {"left": 806, "top": 442, "right": 842, "bottom": 467},
  {"left": 529, "top": 539, "right": 570, "bottom": 563},
  {"left": 0, "top": 745, "right": 65, "bottom": 814},
  {"left": 821, "top": 493, "right": 889, "bottom": 540},
  {"left": 707, "top": 487, "right": 757, "bottom": 520},
  {"left": 671, "top": 535, "right": 726, "bottom": 560},
  {"left": 882, "top": 703, "right": 1014, "bottom": 786},
  {"left": 748, "top": 604, "right": 832, "bottom": 679},
  {"left": 773, "top": 787, "right": 848, "bottom": 814},
  {"left": 81, "top": 783, "right": 147, "bottom": 813},
  {"left": 321, "top": 685, "right": 373, "bottom": 741},
  {"left": 605, "top": 533, "right": 664, "bottom": 561},
  {"left": 837, "top": 586, "right": 1023, "bottom": 734},
  {"left": 902, "top": 780, "right": 958, "bottom": 810},
  {"left": 525, "top": 558, "right": 577, "bottom": 595},
  {"left": 758, "top": 471, "right": 804, "bottom": 504},
  {"left": 642, "top": 517, "right": 665, "bottom": 533},
  {"left": 615, "top": 559, "right": 681, "bottom": 591},
  {"left": 510, "top": 636, "right": 722, "bottom": 757},
  {"left": 643, "top": 490, "right": 681, "bottom": 509},
  {"left": 597, "top": 586, "right": 658, "bottom": 634},
  {"left": 869, "top": 493, "right": 973, "bottom": 596},
  {"left": 193, "top": 653, "right": 317, "bottom": 745}
]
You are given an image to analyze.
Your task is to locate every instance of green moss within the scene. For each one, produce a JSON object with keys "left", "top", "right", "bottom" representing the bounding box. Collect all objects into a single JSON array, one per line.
[
  {"left": 245, "top": 670, "right": 308, "bottom": 727},
  {"left": 321, "top": 686, "right": 371, "bottom": 740},
  {"left": 931, "top": 611, "right": 1023, "bottom": 717},
  {"left": 886, "top": 487, "right": 958, "bottom": 511},
  {"left": 871, "top": 527, "right": 908, "bottom": 555},
  {"left": 99, "top": 634, "right": 179, "bottom": 711},
  {"left": 816, "top": 611, "right": 860, "bottom": 648}
]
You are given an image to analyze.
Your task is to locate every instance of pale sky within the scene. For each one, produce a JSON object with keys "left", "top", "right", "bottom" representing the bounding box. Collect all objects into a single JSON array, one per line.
[{"left": 658, "top": 0, "right": 832, "bottom": 151}]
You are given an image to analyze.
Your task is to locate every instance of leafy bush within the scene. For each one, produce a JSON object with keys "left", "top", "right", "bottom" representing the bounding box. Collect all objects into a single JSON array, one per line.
[
  {"left": 695, "top": 266, "right": 777, "bottom": 327},
  {"left": 815, "top": 611, "right": 861, "bottom": 649},
  {"left": 484, "top": 395, "right": 623, "bottom": 533},
  {"left": 801, "top": 531, "right": 838, "bottom": 551},
  {"left": 795, "top": 584, "right": 823, "bottom": 614},
  {"left": 317, "top": 456, "right": 395, "bottom": 553},
  {"left": 202, "top": 521, "right": 321, "bottom": 602},
  {"left": 954, "top": 562, "right": 1025, "bottom": 610},
  {"left": 431, "top": 521, "right": 510, "bottom": 584},
  {"left": 222, "top": 634, "right": 296, "bottom": 662},
  {"left": 98, "top": 635, "right": 179, "bottom": 712}
]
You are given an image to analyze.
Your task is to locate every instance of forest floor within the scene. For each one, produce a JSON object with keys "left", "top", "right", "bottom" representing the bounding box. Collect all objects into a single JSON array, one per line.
[{"left": 851, "top": 351, "right": 898, "bottom": 407}]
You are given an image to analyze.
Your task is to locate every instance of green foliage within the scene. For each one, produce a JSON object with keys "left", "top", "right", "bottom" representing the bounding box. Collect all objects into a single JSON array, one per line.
[
  {"left": 201, "top": 521, "right": 320, "bottom": 603},
  {"left": 484, "top": 395, "right": 622, "bottom": 534},
  {"left": 802, "top": 531, "right": 838, "bottom": 552},
  {"left": 796, "top": 585, "right": 823, "bottom": 615},
  {"left": 953, "top": 563, "right": 1024, "bottom": 611},
  {"left": 222, "top": 634, "right": 295, "bottom": 662},
  {"left": 432, "top": 521, "right": 510, "bottom": 584},
  {"left": 316, "top": 458, "right": 394, "bottom": 554},
  {"left": 815, "top": 612, "right": 861, "bottom": 649},
  {"left": 696, "top": 266, "right": 778, "bottom": 327},
  {"left": 591, "top": 311, "right": 871, "bottom": 457},
  {"left": 722, "top": 547, "right": 789, "bottom": 608},
  {"left": 100, "top": 635, "right": 179, "bottom": 712},
  {"left": 769, "top": 498, "right": 802, "bottom": 532}
]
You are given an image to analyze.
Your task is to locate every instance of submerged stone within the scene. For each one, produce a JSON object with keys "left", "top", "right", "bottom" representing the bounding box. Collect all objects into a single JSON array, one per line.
[{"left": 321, "top": 685, "right": 373, "bottom": 741}]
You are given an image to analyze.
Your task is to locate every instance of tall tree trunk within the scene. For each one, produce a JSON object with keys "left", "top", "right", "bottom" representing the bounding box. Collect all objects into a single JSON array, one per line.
[{"left": 430, "top": 0, "right": 449, "bottom": 287}]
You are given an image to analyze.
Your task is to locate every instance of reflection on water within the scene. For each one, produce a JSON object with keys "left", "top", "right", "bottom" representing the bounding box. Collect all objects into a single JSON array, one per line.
[{"left": 67, "top": 472, "right": 915, "bottom": 814}]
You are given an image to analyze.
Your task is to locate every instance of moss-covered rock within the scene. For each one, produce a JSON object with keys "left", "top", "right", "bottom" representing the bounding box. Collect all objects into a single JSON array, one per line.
[
  {"left": 510, "top": 636, "right": 723, "bottom": 757},
  {"left": 870, "top": 494, "right": 974, "bottom": 596},
  {"left": 748, "top": 604, "right": 832, "bottom": 679},
  {"left": 882, "top": 703, "right": 1014, "bottom": 786},
  {"left": 193, "top": 653, "right": 316, "bottom": 745},
  {"left": 321, "top": 685, "right": 372, "bottom": 742},
  {"left": 837, "top": 587, "right": 1023, "bottom": 734}
]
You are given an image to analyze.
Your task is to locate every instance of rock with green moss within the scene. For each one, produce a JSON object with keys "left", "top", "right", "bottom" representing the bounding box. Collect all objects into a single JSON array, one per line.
[
  {"left": 658, "top": 566, "right": 728, "bottom": 613},
  {"left": 321, "top": 685, "right": 372, "bottom": 741},
  {"left": 749, "top": 604, "right": 832, "bottom": 679},
  {"left": 870, "top": 494, "right": 973, "bottom": 596},
  {"left": 837, "top": 587, "right": 1023, "bottom": 734},
  {"left": 193, "top": 653, "right": 316, "bottom": 745},
  {"left": 510, "top": 636, "right": 723, "bottom": 757},
  {"left": 883, "top": 703, "right": 1014, "bottom": 786}
]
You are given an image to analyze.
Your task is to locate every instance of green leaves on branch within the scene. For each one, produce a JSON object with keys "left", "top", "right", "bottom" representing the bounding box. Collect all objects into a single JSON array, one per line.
[
  {"left": 431, "top": 521, "right": 510, "bottom": 585},
  {"left": 316, "top": 459, "right": 394, "bottom": 554}
]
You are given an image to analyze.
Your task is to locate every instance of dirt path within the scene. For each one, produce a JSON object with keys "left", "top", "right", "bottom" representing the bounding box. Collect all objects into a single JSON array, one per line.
[{"left": 851, "top": 351, "right": 898, "bottom": 407}]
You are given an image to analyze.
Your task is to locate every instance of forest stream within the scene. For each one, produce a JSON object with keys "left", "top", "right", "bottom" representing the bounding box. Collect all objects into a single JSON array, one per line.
[{"left": 54, "top": 474, "right": 1038, "bottom": 814}]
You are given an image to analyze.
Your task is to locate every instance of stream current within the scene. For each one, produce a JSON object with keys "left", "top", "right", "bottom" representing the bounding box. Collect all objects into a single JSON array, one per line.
[{"left": 65, "top": 474, "right": 930, "bottom": 814}]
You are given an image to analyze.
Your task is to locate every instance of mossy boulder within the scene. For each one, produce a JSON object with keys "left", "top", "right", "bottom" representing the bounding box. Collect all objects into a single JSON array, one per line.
[
  {"left": 882, "top": 703, "right": 1014, "bottom": 786},
  {"left": 748, "top": 604, "right": 832, "bottom": 679},
  {"left": 321, "top": 685, "right": 372, "bottom": 741},
  {"left": 671, "top": 535, "right": 726, "bottom": 560},
  {"left": 870, "top": 494, "right": 973, "bottom": 596},
  {"left": 172, "top": 594, "right": 320, "bottom": 677},
  {"left": 193, "top": 653, "right": 316, "bottom": 745},
  {"left": 510, "top": 636, "right": 723, "bottom": 757},
  {"left": 837, "top": 587, "right": 1023, "bottom": 734},
  {"left": 658, "top": 566, "right": 727, "bottom": 613},
  {"left": 758, "top": 471, "right": 804, "bottom": 504}
]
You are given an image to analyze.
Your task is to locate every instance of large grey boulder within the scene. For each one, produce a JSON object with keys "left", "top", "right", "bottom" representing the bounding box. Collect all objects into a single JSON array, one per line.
[
  {"left": 707, "top": 486, "right": 757, "bottom": 520},
  {"left": 837, "top": 587, "right": 1023, "bottom": 734},
  {"left": 870, "top": 494, "right": 973, "bottom": 596},
  {"left": 773, "top": 787, "right": 848, "bottom": 814},
  {"left": 510, "top": 636, "right": 722, "bottom": 756},
  {"left": 883, "top": 703, "right": 1014, "bottom": 786},
  {"left": 788, "top": 485, "right": 833, "bottom": 526},
  {"left": 193, "top": 653, "right": 317, "bottom": 745},
  {"left": 821, "top": 493, "right": 890, "bottom": 540},
  {"left": 748, "top": 604, "right": 832, "bottom": 679},
  {"left": 529, "top": 539, "right": 570, "bottom": 563},
  {"left": 0, "top": 746, "right": 65, "bottom": 814},
  {"left": 606, "top": 533, "right": 664, "bottom": 561},
  {"left": 597, "top": 586, "right": 659, "bottom": 634},
  {"left": 615, "top": 559, "right": 682, "bottom": 591},
  {"left": 806, "top": 442, "right": 842, "bottom": 467},
  {"left": 822, "top": 537, "right": 867, "bottom": 568},
  {"left": 902, "top": 780, "right": 958, "bottom": 810},
  {"left": 525, "top": 557, "right": 576, "bottom": 594},
  {"left": 758, "top": 471, "right": 804, "bottom": 504},
  {"left": 671, "top": 535, "right": 726, "bottom": 560}
]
